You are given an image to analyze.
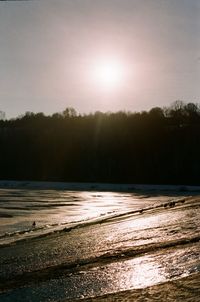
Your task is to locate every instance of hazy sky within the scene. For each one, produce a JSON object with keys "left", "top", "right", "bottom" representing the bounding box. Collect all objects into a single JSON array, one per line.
[{"left": 0, "top": 0, "right": 199, "bottom": 118}]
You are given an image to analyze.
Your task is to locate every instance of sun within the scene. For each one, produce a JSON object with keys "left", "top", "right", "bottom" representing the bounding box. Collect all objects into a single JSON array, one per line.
[{"left": 91, "top": 58, "right": 124, "bottom": 90}]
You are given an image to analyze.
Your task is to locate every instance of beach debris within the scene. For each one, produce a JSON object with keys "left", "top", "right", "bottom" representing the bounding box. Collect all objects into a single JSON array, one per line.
[
  {"left": 164, "top": 198, "right": 186, "bottom": 209},
  {"left": 169, "top": 201, "right": 176, "bottom": 207},
  {"left": 164, "top": 201, "right": 176, "bottom": 208}
]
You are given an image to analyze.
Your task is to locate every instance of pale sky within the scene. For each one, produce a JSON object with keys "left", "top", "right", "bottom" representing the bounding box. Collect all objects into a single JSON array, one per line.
[{"left": 0, "top": 0, "right": 199, "bottom": 118}]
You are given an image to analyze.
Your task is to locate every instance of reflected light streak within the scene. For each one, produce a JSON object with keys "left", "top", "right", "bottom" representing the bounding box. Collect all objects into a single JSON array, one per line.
[
  {"left": 77, "top": 191, "right": 126, "bottom": 219},
  {"left": 128, "top": 257, "right": 166, "bottom": 288}
]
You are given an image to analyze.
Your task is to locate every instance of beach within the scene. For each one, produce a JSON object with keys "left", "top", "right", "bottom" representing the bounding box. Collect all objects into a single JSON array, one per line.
[
  {"left": 0, "top": 182, "right": 200, "bottom": 301},
  {"left": 75, "top": 273, "right": 200, "bottom": 302}
]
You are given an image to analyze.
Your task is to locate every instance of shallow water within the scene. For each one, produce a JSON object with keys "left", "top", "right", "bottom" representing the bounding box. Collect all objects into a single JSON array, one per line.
[
  {"left": 0, "top": 185, "right": 200, "bottom": 301},
  {"left": 0, "top": 189, "right": 175, "bottom": 244}
]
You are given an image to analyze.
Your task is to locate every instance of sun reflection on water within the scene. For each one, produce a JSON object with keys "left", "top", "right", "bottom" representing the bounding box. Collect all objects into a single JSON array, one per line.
[
  {"left": 126, "top": 256, "right": 166, "bottom": 288},
  {"left": 76, "top": 191, "right": 131, "bottom": 219}
]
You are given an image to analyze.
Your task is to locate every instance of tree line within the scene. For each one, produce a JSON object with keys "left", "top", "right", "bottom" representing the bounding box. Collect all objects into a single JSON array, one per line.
[{"left": 0, "top": 101, "right": 200, "bottom": 185}]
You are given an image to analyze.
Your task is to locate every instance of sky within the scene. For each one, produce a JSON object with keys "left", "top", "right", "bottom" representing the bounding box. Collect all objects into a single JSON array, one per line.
[{"left": 0, "top": 0, "right": 199, "bottom": 118}]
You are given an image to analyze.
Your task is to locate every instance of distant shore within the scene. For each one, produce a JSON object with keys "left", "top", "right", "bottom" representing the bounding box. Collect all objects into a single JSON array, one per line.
[{"left": 0, "top": 180, "right": 200, "bottom": 193}]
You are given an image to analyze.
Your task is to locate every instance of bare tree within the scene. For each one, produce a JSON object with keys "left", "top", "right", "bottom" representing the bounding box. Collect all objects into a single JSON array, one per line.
[{"left": 0, "top": 111, "right": 6, "bottom": 120}]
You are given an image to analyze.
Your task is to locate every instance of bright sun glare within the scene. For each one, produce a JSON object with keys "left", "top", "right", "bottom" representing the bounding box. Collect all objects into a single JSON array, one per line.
[{"left": 92, "top": 59, "right": 124, "bottom": 90}]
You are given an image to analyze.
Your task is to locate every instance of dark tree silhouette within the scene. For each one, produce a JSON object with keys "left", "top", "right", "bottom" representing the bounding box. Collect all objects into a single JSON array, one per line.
[
  {"left": 0, "top": 111, "right": 6, "bottom": 120},
  {"left": 0, "top": 102, "right": 200, "bottom": 185}
]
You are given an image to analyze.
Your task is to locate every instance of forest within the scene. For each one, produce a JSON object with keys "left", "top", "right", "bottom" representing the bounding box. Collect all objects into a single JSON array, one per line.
[{"left": 0, "top": 101, "right": 200, "bottom": 185}]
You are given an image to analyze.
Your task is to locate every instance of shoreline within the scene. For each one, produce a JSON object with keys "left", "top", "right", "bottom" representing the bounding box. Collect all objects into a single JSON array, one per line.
[
  {"left": 0, "top": 190, "right": 199, "bottom": 301},
  {"left": 0, "top": 180, "right": 200, "bottom": 193},
  {"left": 72, "top": 272, "right": 200, "bottom": 302}
]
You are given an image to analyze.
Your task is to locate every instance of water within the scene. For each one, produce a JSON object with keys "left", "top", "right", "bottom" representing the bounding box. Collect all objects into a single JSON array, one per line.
[
  {"left": 0, "top": 188, "right": 175, "bottom": 245},
  {"left": 0, "top": 183, "right": 200, "bottom": 301}
]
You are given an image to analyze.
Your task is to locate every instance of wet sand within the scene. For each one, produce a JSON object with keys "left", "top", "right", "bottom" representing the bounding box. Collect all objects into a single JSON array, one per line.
[
  {"left": 75, "top": 273, "right": 200, "bottom": 302},
  {"left": 0, "top": 186, "right": 199, "bottom": 301}
]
